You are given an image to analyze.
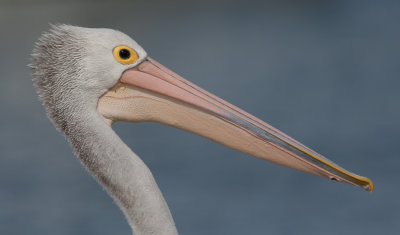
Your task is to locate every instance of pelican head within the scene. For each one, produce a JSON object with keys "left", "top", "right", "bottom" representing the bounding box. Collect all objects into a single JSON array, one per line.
[
  {"left": 30, "top": 24, "right": 373, "bottom": 235},
  {"left": 31, "top": 25, "right": 372, "bottom": 190},
  {"left": 31, "top": 26, "right": 147, "bottom": 131}
]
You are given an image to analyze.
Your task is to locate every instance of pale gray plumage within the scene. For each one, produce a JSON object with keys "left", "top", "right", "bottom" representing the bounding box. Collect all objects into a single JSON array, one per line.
[
  {"left": 31, "top": 25, "right": 178, "bottom": 235},
  {"left": 30, "top": 24, "right": 374, "bottom": 235}
]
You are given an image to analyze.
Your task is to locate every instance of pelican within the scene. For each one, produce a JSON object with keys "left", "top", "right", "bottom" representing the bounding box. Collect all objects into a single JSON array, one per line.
[{"left": 31, "top": 25, "right": 373, "bottom": 235}]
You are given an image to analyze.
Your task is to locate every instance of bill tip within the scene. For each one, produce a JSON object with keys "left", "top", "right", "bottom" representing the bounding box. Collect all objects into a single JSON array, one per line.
[{"left": 362, "top": 177, "right": 374, "bottom": 192}]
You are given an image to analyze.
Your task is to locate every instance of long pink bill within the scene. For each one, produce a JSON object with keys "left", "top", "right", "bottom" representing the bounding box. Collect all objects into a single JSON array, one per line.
[{"left": 104, "top": 57, "right": 373, "bottom": 191}]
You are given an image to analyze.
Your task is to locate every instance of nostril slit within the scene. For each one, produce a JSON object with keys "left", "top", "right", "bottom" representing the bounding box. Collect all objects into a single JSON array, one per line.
[{"left": 330, "top": 177, "right": 338, "bottom": 181}]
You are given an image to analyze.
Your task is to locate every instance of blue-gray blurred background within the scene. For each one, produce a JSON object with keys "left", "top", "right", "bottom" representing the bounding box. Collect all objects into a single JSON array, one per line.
[{"left": 0, "top": 0, "right": 399, "bottom": 234}]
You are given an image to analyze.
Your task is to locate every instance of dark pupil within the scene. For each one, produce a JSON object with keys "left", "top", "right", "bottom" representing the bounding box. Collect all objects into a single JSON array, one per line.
[{"left": 119, "top": 49, "right": 131, "bottom": 59}]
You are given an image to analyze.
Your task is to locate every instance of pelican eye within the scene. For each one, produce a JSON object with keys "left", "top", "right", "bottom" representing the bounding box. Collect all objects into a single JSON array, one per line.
[
  {"left": 113, "top": 46, "right": 138, "bottom": 65},
  {"left": 119, "top": 49, "right": 131, "bottom": 59}
]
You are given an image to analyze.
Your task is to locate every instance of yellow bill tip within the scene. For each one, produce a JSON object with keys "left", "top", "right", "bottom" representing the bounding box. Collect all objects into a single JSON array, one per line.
[{"left": 362, "top": 177, "right": 374, "bottom": 192}]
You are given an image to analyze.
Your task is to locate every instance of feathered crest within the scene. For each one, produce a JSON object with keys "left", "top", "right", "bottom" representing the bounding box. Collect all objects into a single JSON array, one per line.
[{"left": 30, "top": 24, "right": 87, "bottom": 132}]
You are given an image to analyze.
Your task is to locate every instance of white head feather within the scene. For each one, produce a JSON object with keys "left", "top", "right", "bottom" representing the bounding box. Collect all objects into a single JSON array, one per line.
[{"left": 31, "top": 25, "right": 147, "bottom": 132}]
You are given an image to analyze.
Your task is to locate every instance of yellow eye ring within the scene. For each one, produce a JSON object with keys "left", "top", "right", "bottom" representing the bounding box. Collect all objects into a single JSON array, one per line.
[{"left": 113, "top": 46, "right": 138, "bottom": 65}]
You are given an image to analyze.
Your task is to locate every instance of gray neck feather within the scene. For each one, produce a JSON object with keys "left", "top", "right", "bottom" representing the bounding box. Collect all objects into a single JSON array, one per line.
[{"left": 68, "top": 109, "right": 178, "bottom": 235}]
